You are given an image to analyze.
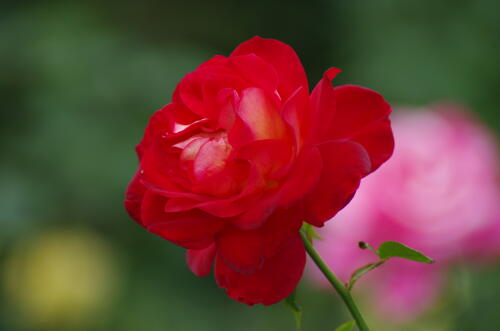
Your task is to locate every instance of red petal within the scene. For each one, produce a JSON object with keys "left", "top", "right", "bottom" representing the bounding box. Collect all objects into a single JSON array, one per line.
[
  {"left": 138, "top": 107, "right": 210, "bottom": 194},
  {"left": 139, "top": 190, "right": 174, "bottom": 225},
  {"left": 219, "top": 204, "right": 304, "bottom": 272},
  {"left": 216, "top": 88, "right": 238, "bottom": 131},
  {"left": 215, "top": 234, "right": 305, "bottom": 306},
  {"left": 229, "top": 54, "right": 278, "bottom": 94},
  {"left": 163, "top": 118, "right": 211, "bottom": 146},
  {"left": 237, "top": 139, "right": 294, "bottom": 179},
  {"left": 142, "top": 191, "right": 227, "bottom": 249},
  {"left": 170, "top": 101, "right": 202, "bottom": 125},
  {"left": 165, "top": 186, "right": 260, "bottom": 218},
  {"left": 304, "top": 141, "right": 371, "bottom": 226},
  {"left": 144, "top": 181, "right": 209, "bottom": 201},
  {"left": 309, "top": 71, "right": 394, "bottom": 170},
  {"left": 350, "top": 117, "right": 394, "bottom": 172},
  {"left": 178, "top": 71, "right": 214, "bottom": 119},
  {"left": 177, "top": 65, "right": 244, "bottom": 120},
  {"left": 165, "top": 162, "right": 264, "bottom": 218},
  {"left": 124, "top": 170, "right": 147, "bottom": 225},
  {"left": 192, "top": 161, "right": 248, "bottom": 199},
  {"left": 330, "top": 84, "right": 393, "bottom": 170},
  {"left": 231, "top": 147, "right": 320, "bottom": 230},
  {"left": 186, "top": 243, "right": 216, "bottom": 277},
  {"left": 198, "top": 55, "right": 229, "bottom": 69},
  {"left": 140, "top": 141, "right": 188, "bottom": 194},
  {"left": 281, "top": 86, "right": 310, "bottom": 150},
  {"left": 216, "top": 227, "right": 265, "bottom": 274},
  {"left": 277, "top": 147, "right": 322, "bottom": 208},
  {"left": 201, "top": 72, "right": 246, "bottom": 119},
  {"left": 231, "top": 36, "right": 309, "bottom": 102},
  {"left": 227, "top": 112, "right": 255, "bottom": 149},
  {"left": 258, "top": 204, "right": 305, "bottom": 258},
  {"left": 230, "top": 192, "right": 277, "bottom": 230},
  {"left": 308, "top": 68, "right": 340, "bottom": 144},
  {"left": 135, "top": 105, "right": 172, "bottom": 159}
]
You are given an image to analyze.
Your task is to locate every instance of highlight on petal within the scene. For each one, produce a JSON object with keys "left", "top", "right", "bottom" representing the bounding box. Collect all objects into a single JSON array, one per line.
[
  {"left": 281, "top": 86, "right": 310, "bottom": 150},
  {"left": 236, "top": 87, "right": 288, "bottom": 140},
  {"left": 193, "top": 136, "right": 231, "bottom": 181},
  {"left": 215, "top": 234, "right": 305, "bottom": 306},
  {"left": 216, "top": 88, "right": 239, "bottom": 131}
]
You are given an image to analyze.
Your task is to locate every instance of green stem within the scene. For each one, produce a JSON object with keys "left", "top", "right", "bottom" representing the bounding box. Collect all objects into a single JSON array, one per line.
[{"left": 300, "top": 231, "right": 370, "bottom": 331}]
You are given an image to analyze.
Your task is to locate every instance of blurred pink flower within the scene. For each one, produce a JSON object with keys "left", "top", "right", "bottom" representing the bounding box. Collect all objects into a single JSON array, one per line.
[{"left": 307, "top": 104, "right": 500, "bottom": 320}]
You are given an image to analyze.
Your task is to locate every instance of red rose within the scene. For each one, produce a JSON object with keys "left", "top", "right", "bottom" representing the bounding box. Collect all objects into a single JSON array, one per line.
[{"left": 125, "top": 37, "right": 394, "bottom": 305}]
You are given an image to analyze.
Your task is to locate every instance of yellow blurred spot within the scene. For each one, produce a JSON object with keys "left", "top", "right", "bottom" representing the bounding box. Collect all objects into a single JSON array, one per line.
[{"left": 3, "top": 229, "right": 120, "bottom": 328}]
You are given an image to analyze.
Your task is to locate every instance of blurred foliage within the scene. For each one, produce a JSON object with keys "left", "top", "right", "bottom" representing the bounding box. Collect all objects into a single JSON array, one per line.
[{"left": 0, "top": 0, "right": 499, "bottom": 330}]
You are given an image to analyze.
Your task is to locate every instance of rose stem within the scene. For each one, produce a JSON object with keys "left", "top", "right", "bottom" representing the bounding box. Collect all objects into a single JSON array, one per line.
[{"left": 300, "top": 231, "right": 370, "bottom": 331}]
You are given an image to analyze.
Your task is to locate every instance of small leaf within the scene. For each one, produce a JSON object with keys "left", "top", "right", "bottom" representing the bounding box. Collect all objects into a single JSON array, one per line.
[
  {"left": 378, "top": 241, "right": 434, "bottom": 264},
  {"left": 334, "top": 320, "right": 355, "bottom": 331},
  {"left": 285, "top": 290, "right": 303, "bottom": 331},
  {"left": 347, "top": 260, "right": 385, "bottom": 290},
  {"left": 301, "top": 223, "right": 322, "bottom": 242}
]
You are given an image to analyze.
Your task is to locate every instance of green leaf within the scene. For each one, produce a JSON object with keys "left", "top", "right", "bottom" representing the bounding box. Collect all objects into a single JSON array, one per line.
[
  {"left": 334, "top": 320, "right": 355, "bottom": 331},
  {"left": 301, "top": 223, "right": 322, "bottom": 242},
  {"left": 378, "top": 241, "right": 434, "bottom": 264},
  {"left": 285, "top": 290, "right": 303, "bottom": 331},
  {"left": 347, "top": 260, "right": 385, "bottom": 290}
]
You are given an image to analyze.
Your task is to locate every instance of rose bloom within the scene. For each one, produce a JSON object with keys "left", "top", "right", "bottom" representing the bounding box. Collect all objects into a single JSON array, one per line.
[
  {"left": 308, "top": 105, "right": 500, "bottom": 319},
  {"left": 125, "top": 37, "right": 394, "bottom": 305}
]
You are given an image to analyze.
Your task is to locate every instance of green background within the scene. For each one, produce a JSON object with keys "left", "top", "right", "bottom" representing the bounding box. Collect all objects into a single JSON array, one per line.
[{"left": 1, "top": 1, "right": 499, "bottom": 330}]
